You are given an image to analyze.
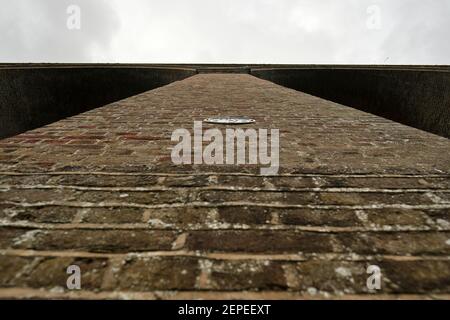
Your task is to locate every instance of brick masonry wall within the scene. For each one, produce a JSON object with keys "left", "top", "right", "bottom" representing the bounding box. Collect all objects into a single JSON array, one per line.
[
  {"left": 251, "top": 68, "right": 450, "bottom": 138},
  {"left": 0, "top": 67, "right": 196, "bottom": 139},
  {"left": 0, "top": 74, "right": 449, "bottom": 299}
]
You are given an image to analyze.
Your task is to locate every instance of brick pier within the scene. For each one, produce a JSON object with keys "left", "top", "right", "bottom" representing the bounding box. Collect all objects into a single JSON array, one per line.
[{"left": 0, "top": 74, "right": 449, "bottom": 299}]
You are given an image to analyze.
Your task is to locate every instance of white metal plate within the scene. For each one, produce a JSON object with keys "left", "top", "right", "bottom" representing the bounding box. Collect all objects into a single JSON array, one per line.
[{"left": 203, "top": 116, "right": 255, "bottom": 125}]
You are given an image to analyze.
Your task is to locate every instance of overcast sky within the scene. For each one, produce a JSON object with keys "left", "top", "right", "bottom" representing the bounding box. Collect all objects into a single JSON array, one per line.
[{"left": 1, "top": 0, "right": 449, "bottom": 64}]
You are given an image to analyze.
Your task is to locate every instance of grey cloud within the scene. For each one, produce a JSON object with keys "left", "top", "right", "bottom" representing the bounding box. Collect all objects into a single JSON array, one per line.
[
  {"left": 1, "top": 0, "right": 449, "bottom": 64},
  {"left": 0, "top": 0, "right": 120, "bottom": 62}
]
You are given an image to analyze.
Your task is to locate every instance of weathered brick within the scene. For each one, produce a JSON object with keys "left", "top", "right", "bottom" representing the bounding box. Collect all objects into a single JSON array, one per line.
[
  {"left": 114, "top": 256, "right": 199, "bottom": 291},
  {"left": 80, "top": 207, "right": 144, "bottom": 224},
  {"left": 0, "top": 188, "right": 187, "bottom": 205},
  {"left": 0, "top": 227, "right": 27, "bottom": 248},
  {"left": 266, "top": 176, "right": 318, "bottom": 189},
  {"left": 142, "top": 207, "right": 211, "bottom": 226},
  {"left": 195, "top": 190, "right": 317, "bottom": 204},
  {"left": 363, "top": 209, "right": 430, "bottom": 227},
  {"left": 278, "top": 207, "right": 431, "bottom": 228},
  {"left": 380, "top": 260, "right": 450, "bottom": 293},
  {"left": 337, "top": 232, "right": 450, "bottom": 255},
  {"left": 318, "top": 177, "right": 450, "bottom": 189},
  {"left": 281, "top": 260, "right": 368, "bottom": 293},
  {"left": 4, "top": 228, "right": 179, "bottom": 253},
  {"left": 47, "top": 175, "right": 160, "bottom": 187},
  {"left": 161, "top": 175, "right": 210, "bottom": 187},
  {"left": 186, "top": 230, "right": 336, "bottom": 253},
  {"left": 0, "top": 206, "right": 77, "bottom": 223},
  {"left": 216, "top": 176, "right": 264, "bottom": 188},
  {"left": 205, "top": 259, "right": 286, "bottom": 290},
  {"left": 195, "top": 190, "right": 438, "bottom": 206},
  {"left": 0, "top": 256, "right": 31, "bottom": 286},
  {"left": 318, "top": 192, "right": 435, "bottom": 206},
  {"left": 279, "top": 209, "right": 361, "bottom": 227},
  {"left": 10, "top": 257, "right": 108, "bottom": 290},
  {"left": 425, "top": 209, "right": 450, "bottom": 226},
  {"left": 218, "top": 206, "right": 272, "bottom": 225},
  {"left": 280, "top": 259, "right": 450, "bottom": 294}
]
